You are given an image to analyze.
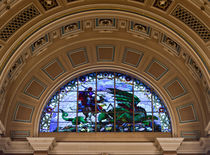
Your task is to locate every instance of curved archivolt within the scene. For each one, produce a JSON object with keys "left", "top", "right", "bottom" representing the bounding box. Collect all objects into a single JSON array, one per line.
[{"left": 40, "top": 72, "right": 171, "bottom": 132}]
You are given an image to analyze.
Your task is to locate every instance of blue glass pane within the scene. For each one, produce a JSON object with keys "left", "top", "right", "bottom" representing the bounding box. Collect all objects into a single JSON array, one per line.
[
  {"left": 97, "top": 72, "right": 114, "bottom": 91},
  {"left": 60, "top": 91, "right": 77, "bottom": 102},
  {"left": 78, "top": 73, "right": 96, "bottom": 91},
  {"left": 59, "top": 101, "right": 77, "bottom": 112},
  {"left": 134, "top": 79, "right": 151, "bottom": 92}
]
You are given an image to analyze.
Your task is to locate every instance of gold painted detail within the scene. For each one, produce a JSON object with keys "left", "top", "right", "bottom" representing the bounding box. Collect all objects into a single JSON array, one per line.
[
  {"left": 153, "top": 0, "right": 173, "bottom": 11},
  {"left": 61, "top": 21, "right": 82, "bottom": 36},
  {"left": 38, "top": 0, "right": 58, "bottom": 11},
  {"left": 187, "top": 58, "right": 203, "bottom": 79},
  {"left": 31, "top": 34, "right": 49, "bottom": 54},
  {"left": 161, "top": 34, "right": 181, "bottom": 55},
  {"left": 8, "top": 57, "right": 23, "bottom": 78},
  {"left": 171, "top": 5, "right": 210, "bottom": 42},
  {"left": 95, "top": 18, "right": 117, "bottom": 31},
  {"left": 129, "top": 21, "right": 151, "bottom": 37},
  {"left": 0, "top": 5, "right": 40, "bottom": 41}
]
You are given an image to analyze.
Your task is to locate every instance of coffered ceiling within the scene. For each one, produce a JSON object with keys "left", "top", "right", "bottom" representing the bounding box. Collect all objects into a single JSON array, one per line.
[{"left": 0, "top": 0, "right": 209, "bottom": 141}]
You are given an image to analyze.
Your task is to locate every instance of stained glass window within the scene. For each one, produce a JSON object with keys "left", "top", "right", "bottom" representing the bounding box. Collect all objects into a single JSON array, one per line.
[{"left": 40, "top": 72, "right": 171, "bottom": 132}]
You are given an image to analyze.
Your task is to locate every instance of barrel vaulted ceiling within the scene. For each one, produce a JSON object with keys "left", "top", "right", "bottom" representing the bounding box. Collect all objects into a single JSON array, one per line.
[{"left": 0, "top": 0, "right": 209, "bottom": 141}]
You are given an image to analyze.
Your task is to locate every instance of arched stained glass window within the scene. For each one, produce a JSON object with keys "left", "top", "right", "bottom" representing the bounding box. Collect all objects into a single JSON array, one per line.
[{"left": 40, "top": 72, "right": 171, "bottom": 132}]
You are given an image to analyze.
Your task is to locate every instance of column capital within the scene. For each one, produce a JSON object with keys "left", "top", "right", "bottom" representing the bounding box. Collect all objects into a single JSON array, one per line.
[
  {"left": 27, "top": 137, "right": 55, "bottom": 152},
  {"left": 0, "top": 120, "right": 5, "bottom": 135},
  {"left": 155, "top": 137, "right": 184, "bottom": 153},
  {"left": 200, "top": 137, "right": 210, "bottom": 154}
]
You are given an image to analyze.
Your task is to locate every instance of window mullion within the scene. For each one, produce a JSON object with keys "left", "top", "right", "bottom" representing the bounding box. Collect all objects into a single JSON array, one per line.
[{"left": 95, "top": 72, "right": 97, "bottom": 132}]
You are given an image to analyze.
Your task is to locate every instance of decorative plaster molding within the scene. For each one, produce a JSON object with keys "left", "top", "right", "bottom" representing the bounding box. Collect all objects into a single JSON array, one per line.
[
  {"left": 0, "top": 121, "right": 5, "bottom": 135},
  {"left": 155, "top": 137, "right": 184, "bottom": 153},
  {"left": 50, "top": 142, "right": 161, "bottom": 154},
  {"left": 4, "top": 141, "right": 33, "bottom": 154},
  {"left": 177, "top": 141, "right": 205, "bottom": 154},
  {"left": 0, "top": 137, "right": 11, "bottom": 152},
  {"left": 27, "top": 137, "right": 55, "bottom": 152},
  {"left": 200, "top": 137, "right": 210, "bottom": 154},
  {"left": 205, "top": 121, "right": 210, "bottom": 136},
  {"left": 0, "top": 137, "right": 209, "bottom": 154}
]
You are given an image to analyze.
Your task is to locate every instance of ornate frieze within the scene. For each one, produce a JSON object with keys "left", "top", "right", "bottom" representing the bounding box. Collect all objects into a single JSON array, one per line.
[
  {"left": 95, "top": 18, "right": 117, "bottom": 31},
  {"left": 7, "top": 57, "right": 23, "bottom": 78},
  {"left": 187, "top": 58, "right": 203, "bottom": 79},
  {"left": 31, "top": 34, "right": 49, "bottom": 54},
  {"left": 128, "top": 21, "right": 151, "bottom": 37},
  {"left": 61, "top": 21, "right": 82, "bottom": 36},
  {"left": 161, "top": 34, "right": 181, "bottom": 56}
]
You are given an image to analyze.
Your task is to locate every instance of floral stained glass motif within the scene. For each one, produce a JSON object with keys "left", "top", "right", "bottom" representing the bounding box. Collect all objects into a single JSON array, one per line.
[{"left": 40, "top": 72, "right": 171, "bottom": 132}]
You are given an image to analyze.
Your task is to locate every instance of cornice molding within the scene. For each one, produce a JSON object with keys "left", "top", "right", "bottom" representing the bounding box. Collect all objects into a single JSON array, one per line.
[{"left": 0, "top": 137, "right": 208, "bottom": 154}]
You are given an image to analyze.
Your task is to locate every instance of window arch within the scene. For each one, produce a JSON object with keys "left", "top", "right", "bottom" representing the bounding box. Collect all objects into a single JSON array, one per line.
[{"left": 40, "top": 72, "right": 171, "bottom": 133}]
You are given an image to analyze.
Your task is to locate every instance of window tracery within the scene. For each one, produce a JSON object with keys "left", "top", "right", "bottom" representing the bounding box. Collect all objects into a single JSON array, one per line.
[{"left": 40, "top": 72, "right": 171, "bottom": 133}]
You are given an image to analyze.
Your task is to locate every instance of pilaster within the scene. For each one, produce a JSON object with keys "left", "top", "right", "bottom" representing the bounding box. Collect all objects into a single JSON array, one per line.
[
  {"left": 156, "top": 138, "right": 184, "bottom": 155},
  {"left": 27, "top": 137, "right": 55, "bottom": 155}
]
